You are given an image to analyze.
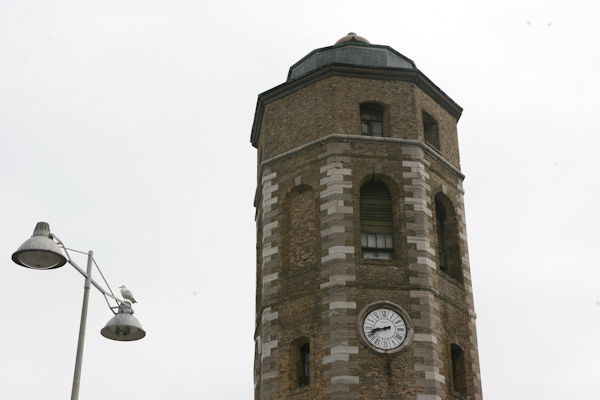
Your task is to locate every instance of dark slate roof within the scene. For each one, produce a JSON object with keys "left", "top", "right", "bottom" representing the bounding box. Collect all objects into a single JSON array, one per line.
[{"left": 287, "top": 38, "right": 416, "bottom": 82}]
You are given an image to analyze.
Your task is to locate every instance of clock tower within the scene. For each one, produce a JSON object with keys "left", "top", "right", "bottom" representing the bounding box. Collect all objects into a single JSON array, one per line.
[{"left": 251, "top": 33, "right": 483, "bottom": 400}]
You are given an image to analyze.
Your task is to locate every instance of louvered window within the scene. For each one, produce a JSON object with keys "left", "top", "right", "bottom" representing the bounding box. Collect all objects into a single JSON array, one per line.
[
  {"left": 361, "top": 103, "right": 384, "bottom": 137},
  {"left": 360, "top": 181, "right": 394, "bottom": 259}
]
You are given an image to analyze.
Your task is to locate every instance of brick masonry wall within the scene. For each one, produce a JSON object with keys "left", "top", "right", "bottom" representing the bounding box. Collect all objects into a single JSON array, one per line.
[
  {"left": 259, "top": 77, "right": 460, "bottom": 169},
  {"left": 254, "top": 74, "right": 482, "bottom": 400},
  {"left": 282, "top": 185, "right": 319, "bottom": 274},
  {"left": 415, "top": 88, "right": 461, "bottom": 169}
]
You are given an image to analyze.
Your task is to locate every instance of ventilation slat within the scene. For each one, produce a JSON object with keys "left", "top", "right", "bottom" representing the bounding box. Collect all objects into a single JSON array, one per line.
[
  {"left": 360, "top": 182, "right": 393, "bottom": 234},
  {"left": 360, "top": 181, "right": 394, "bottom": 260}
]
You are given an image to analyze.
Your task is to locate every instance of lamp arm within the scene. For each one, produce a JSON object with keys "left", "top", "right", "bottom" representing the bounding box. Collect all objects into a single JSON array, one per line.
[
  {"left": 52, "top": 235, "right": 124, "bottom": 304},
  {"left": 67, "top": 257, "right": 123, "bottom": 303}
]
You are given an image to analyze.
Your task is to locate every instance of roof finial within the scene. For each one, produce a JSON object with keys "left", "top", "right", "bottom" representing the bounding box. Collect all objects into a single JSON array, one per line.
[{"left": 335, "top": 32, "right": 371, "bottom": 45}]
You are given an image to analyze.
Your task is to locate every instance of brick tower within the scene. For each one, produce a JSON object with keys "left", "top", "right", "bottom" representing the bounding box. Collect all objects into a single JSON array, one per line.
[{"left": 251, "top": 33, "right": 483, "bottom": 400}]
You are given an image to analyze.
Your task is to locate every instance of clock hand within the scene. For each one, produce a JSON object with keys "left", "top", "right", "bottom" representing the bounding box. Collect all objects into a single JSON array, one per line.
[{"left": 370, "top": 325, "right": 391, "bottom": 334}]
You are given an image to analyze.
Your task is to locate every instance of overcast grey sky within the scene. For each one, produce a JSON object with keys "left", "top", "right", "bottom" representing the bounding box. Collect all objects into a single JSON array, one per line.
[{"left": 1, "top": 0, "right": 598, "bottom": 399}]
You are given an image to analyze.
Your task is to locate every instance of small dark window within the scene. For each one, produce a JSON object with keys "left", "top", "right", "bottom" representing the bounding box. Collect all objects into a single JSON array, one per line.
[
  {"left": 451, "top": 344, "right": 467, "bottom": 396},
  {"left": 361, "top": 103, "right": 384, "bottom": 137},
  {"left": 435, "top": 199, "right": 447, "bottom": 271},
  {"left": 360, "top": 181, "right": 394, "bottom": 259},
  {"left": 423, "top": 111, "right": 440, "bottom": 150},
  {"left": 434, "top": 193, "right": 462, "bottom": 281},
  {"left": 299, "top": 343, "right": 310, "bottom": 387},
  {"left": 291, "top": 338, "right": 310, "bottom": 389}
]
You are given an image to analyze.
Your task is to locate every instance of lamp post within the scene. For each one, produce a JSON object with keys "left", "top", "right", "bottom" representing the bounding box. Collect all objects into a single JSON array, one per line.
[{"left": 11, "top": 221, "right": 145, "bottom": 400}]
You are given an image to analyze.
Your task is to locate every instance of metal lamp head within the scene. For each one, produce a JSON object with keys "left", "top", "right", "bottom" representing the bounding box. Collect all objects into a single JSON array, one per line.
[
  {"left": 12, "top": 222, "right": 67, "bottom": 270},
  {"left": 101, "top": 302, "right": 146, "bottom": 341}
]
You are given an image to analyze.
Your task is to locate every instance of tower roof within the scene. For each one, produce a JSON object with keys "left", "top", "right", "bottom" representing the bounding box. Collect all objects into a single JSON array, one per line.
[
  {"left": 287, "top": 33, "right": 416, "bottom": 81},
  {"left": 250, "top": 34, "right": 463, "bottom": 148}
]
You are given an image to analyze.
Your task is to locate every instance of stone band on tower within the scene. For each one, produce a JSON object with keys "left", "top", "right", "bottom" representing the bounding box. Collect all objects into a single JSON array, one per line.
[{"left": 251, "top": 33, "right": 483, "bottom": 400}]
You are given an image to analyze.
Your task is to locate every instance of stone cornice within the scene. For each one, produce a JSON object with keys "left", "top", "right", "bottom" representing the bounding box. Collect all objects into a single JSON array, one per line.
[
  {"left": 253, "top": 134, "right": 465, "bottom": 208},
  {"left": 260, "top": 134, "right": 464, "bottom": 178}
]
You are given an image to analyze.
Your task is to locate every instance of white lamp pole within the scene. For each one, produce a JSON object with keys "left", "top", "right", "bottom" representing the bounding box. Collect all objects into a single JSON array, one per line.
[
  {"left": 70, "top": 250, "right": 93, "bottom": 400},
  {"left": 11, "top": 222, "right": 145, "bottom": 400}
]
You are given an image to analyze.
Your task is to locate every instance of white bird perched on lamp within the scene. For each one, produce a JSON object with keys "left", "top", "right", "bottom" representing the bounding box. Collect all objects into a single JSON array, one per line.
[{"left": 119, "top": 285, "right": 137, "bottom": 303}]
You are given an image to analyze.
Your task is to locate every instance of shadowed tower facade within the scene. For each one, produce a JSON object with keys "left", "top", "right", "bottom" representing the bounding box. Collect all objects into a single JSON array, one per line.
[{"left": 251, "top": 33, "right": 483, "bottom": 400}]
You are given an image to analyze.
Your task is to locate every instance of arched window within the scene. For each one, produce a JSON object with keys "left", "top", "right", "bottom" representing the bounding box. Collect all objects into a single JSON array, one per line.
[
  {"left": 435, "top": 199, "right": 447, "bottom": 270},
  {"left": 290, "top": 338, "right": 310, "bottom": 388},
  {"left": 361, "top": 103, "right": 384, "bottom": 137},
  {"left": 434, "top": 193, "right": 462, "bottom": 281},
  {"left": 450, "top": 344, "right": 467, "bottom": 396},
  {"left": 360, "top": 181, "right": 394, "bottom": 259},
  {"left": 423, "top": 111, "right": 440, "bottom": 150}
]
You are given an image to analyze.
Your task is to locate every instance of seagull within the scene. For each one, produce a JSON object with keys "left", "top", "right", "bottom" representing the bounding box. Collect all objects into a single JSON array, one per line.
[{"left": 119, "top": 285, "right": 137, "bottom": 303}]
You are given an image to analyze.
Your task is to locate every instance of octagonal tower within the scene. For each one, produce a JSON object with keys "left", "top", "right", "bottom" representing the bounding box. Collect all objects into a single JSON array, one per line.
[{"left": 251, "top": 33, "right": 483, "bottom": 400}]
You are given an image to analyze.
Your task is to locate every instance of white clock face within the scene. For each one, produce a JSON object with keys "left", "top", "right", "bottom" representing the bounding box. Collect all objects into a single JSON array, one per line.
[{"left": 362, "top": 308, "right": 407, "bottom": 351}]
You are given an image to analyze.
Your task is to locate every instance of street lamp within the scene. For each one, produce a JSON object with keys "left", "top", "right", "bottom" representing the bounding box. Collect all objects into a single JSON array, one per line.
[{"left": 11, "top": 221, "right": 146, "bottom": 400}]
